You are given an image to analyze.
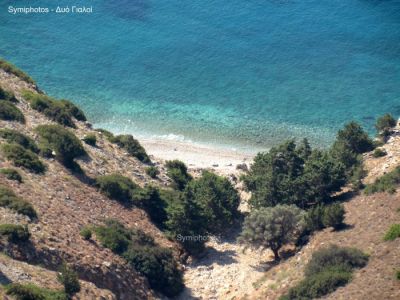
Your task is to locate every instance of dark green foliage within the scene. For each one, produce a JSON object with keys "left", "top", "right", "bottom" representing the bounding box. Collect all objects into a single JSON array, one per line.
[
  {"left": 80, "top": 227, "right": 92, "bottom": 240},
  {"left": 6, "top": 283, "right": 67, "bottom": 300},
  {"left": 243, "top": 140, "right": 345, "bottom": 209},
  {"left": 94, "top": 219, "right": 131, "bottom": 254},
  {"left": 0, "top": 59, "right": 35, "bottom": 84},
  {"left": 0, "top": 224, "right": 30, "bottom": 242},
  {"left": 57, "top": 264, "right": 81, "bottom": 296},
  {"left": 0, "top": 129, "right": 39, "bottom": 153},
  {"left": 94, "top": 220, "right": 183, "bottom": 296},
  {"left": 96, "top": 174, "right": 140, "bottom": 205},
  {"left": 0, "top": 101, "right": 25, "bottom": 123},
  {"left": 396, "top": 270, "right": 400, "bottom": 280},
  {"left": 110, "top": 134, "right": 150, "bottom": 163},
  {"left": 283, "top": 245, "right": 368, "bottom": 299},
  {"left": 364, "top": 166, "right": 400, "bottom": 195},
  {"left": 95, "top": 128, "right": 114, "bottom": 140},
  {"left": 333, "top": 122, "right": 374, "bottom": 155},
  {"left": 304, "top": 205, "right": 326, "bottom": 232},
  {"left": 349, "top": 163, "right": 367, "bottom": 191},
  {"left": 322, "top": 203, "right": 345, "bottom": 230},
  {"left": 184, "top": 171, "right": 240, "bottom": 233},
  {"left": 1, "top": 143, "right": 46, "bottom": 174},
  {"left": 238, "top": 205, "right": 305, "bottom": 260},
  {"left": 59, "top": 99, "right": 87, "bottom": 121},
  {"left": 375, "top": 113, "right": 396, "bottom": 135},
  {"left": 139, "top": 186, "right": 168, "bottom": 227},
  {"left": 0, "top": 185, "right": 37, "bottom": 218},
  {"left": 165, "top": 160, "right": 192, "bottom": 190},
  {"left": 145, "top": 166, "right": 159, "bottom": 178},
  {"left": 0, "top": 168, "right": 22, "bottom": 182},
  {"left": 372, "top": 148, "right": 387, "bottom": 158},
  {"left": 304, "top": 245, "right": 368, "bottom": 277},
  {"left": 383, "top": 224, "right": 400, "bottom": 241},
  {"left": 82, "top": 134, "right": 97, "bottom": 146},
  {"left": 283, "top": 266, "right": 352, "bottom": 300},
  {"left": 35, "top": 125, "right": 86, "bottom": 166},
  {"left": 23, "top": 91, "right": 86, "bottom": 127},
  {"left": 0, "top": 86, "right": 17, "bottom": 102}
]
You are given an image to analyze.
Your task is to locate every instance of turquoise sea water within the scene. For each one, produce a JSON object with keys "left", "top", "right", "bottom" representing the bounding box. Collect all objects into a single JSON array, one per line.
[{"left": 0, "top": 0, "right": 399, "bottom": 152}]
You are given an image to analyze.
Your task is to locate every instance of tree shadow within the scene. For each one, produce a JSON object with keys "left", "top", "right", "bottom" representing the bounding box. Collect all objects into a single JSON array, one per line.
[
  {"left": 0, "top": 270, "right": 12, "bottom": 285},
  {"left": 251, "top": 259, "right": 279, "bottom": 272},
  {"left": 196, "top": 247, "right": 237, "bottom": 266}
]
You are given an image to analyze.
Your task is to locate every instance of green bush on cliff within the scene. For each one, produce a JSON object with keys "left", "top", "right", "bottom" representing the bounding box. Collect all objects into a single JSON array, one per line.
[
  {"left": 57, "top": 264, "right": 81, "bottom": 297},
  {"left": 94, "top": 219, "right": 184, "bottom": 296},
  {"left": 0, "top": 168, "right": 23, "bottom": 182},
  {"left": 1, "top": 143, "right": 46, "bottom": 174},
  {"left": 0, "top": 185, "right": 37, "bottom": 218},
  {"left": 95, "top": 174, "right": 140, "bottom": 205},
  {"left": 35, "top": 124, "right": 86, "bottom": 166},
  {"left": 165, "top": 160, "right": 192, "bottom": 190},
  {"left": 0, "top": 59, "right": 35, "bottom": 84},
  {"left": 83, "top": 134, "right": 97, "bottom": 146},
  {"left": 372, "top": 148, "right": 387, "bottom": 158},
  {"left": 110, "top": 134, "right": 151, "bottom": 163},
  {"left": 0, "top": 86, "right": 17, "bottom": 102},
  {"left": 375, "top": 113, "right": 396, "bottom": 138},
  {"left": 23, "top": 91, "right": 86, "bottom": 127},
  {"left": 5, "top": 283, "right": 67, "bottom": 300},
  {"left": 145, "top": 166, "right": 159, "bottom": 178},
  {"left": 0, "top": 128, "right": 39, "bottom": 153},
  {"left": 0, "top": 224, "right": 30, "bottom": 242},
  {"left": 364, "top": 166, "right": 400, "bottom": 195},
  {"left": 0, "top": 101, "right": 25, "bottom": 123},
  {"left": 383, "top": 224, "right": 400, "bottom": 241},
  {"left": 95, "top": 128, "right": 114, "bottom": 140}
]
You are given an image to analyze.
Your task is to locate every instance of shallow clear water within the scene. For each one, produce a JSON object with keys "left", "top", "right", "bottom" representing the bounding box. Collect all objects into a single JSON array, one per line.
[{"left": 1, "top": 0, "right": 399, "bottom": 152}]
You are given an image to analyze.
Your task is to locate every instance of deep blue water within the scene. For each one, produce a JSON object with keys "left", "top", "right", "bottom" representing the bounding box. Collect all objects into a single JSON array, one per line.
[{"left": 1, "top": 0, "right": 400, "bottom": 152}]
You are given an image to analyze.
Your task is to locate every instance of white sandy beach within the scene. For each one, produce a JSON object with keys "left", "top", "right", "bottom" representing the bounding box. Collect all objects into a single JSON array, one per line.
[{"left": 139, "top": 137, "right": 255, "bottom": 175}]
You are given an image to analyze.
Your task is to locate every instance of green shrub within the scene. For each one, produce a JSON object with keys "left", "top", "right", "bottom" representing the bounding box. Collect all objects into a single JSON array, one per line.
[
  {"left": 165, "top": 160, "right": 192, "bottom": 190},
  {"left": 376, "top": 113, "right": 396, "bottom": 134},
  {"left": 0, "top": 224, "right": 30, "bottom": 242},
  {"left": 284, "top": 266, "right": 352, "bottom": 300},
  {"left": 322, "top": 203, "right": 345, "bottom": 230},
  {"left": 138, "top": 186, "right": 168, "bottom": 228},
  {"left": 110, "top": 134, "right": 151, "bottom": 163},
  {"left": 83, "top": 134, "right": 97, "bottom": 146},
  {"left": 372, "top": 148, "right": 387, "bottom": 158},
  {"left": 23, "top": 91, "right": 86, "bottom": 127},
  {"left": 95, "top": 128, "right": 114, "bottom": 140},
  {"left": 383, "top": 224, "right": 400, "bottom": 241},
  {"left": 0, "top": 86, "right": 17, "bottom": 102},
  {"left": 184, "top": 171, "right": 240, "bottom": 233},
  {"left": 0, "top": 59, "right": 35, "bottom": 84},
  {"left": 396, "top": 270, "right": 400, "bottom": 280},
  {"left": 0, "top": 101, "right": 25, "bottom": 123},
  {"left": 333, "top": 122, "right": 374, "bottom": 155},
  {"left": 96, "top": 174, "right": 139, "bottom": 205},
  {"left": 0, "top": 168, "right": 22, "bottom": 182},
  {"left": 305, "top": 205, "right": 325, "bottom": 232},
  {"left": 94, "top": 219, "right": 183, "bottom": 297},
  {"left": 80, "top": 227, "right": 92, "bottom": 240},
  {"left": 0, "top": 185, "right": 37, "bottom": 218},
  {"left": 57, "top": 263, "right": 81, "bottom": 296},
  {"left": 0, "top": 129, "right": 39, "bottom": 153},
  {"left": 145, "top": 166, "right": 159, "bottom": 178},
  {"left": 6, "top": 283, "right": 67, "bottom": 300},
  {"left": 304, "top": 245, "right": 368, "bottom": 277},
  {"left": 364, "top": 166, "right": 400, "bottom": 195},
  {"left": 35, "top": 125, "right": 86, "bottom": 166},
  {"left": 1, "top": 143, "right": 46, "bottom": 174}
]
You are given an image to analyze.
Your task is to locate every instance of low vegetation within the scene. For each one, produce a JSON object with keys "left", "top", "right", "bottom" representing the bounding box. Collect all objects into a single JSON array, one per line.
[
  {"left": 165, "top": 160, "right": 192, "bottom": 190},
  {"left": 0, "top": 168, "right": 22, "bottom": 182},
  {"left": 96, "top": 174, "right": 141, "bottom": 205},
  {"left": 0, "top": 86, "right": 17, "bottom": 102},
  {"left": 0, "top": 58, "right": 35, "bottom": 84},
  {"left": 109, "top": 134, "right": 151, "bottom": 163},
  {"left": 364, "top": 166, "right": 400, "bottom": 195},
  {"left": 1, "top": 143, "right": 46, "bottom": 174},
  {"left": 145, "top": 166, "right": 159, "bottom": 178},
  {"left": 0, "top": 185, "right": 37, "bottom": 218},
  {"left": 83, "top": 134, "right": 97, "bottom": 146},
  {"left": 281, "top": 245, "right": 368, "bottom": 299},
  {"left": 372, "top": 148, "right": 387, "bottom": 158},
  {"left": 305, "top": 203, "right": 345, "bottom": 232},
  {"left": 94, "top": 219, "right": 183, "bottom": 297},
  {"left": 0, "top": 128, "right": 39, "bottom": 153},
  {"left": 239, "top": 205, "right": 304, "bottom": 260},
  {"left": 57, "top": 263, "right": 81, "bottom": 297},
  {"left": 0, "top": 224, "right": 30, "bottom": 242},
  {"left": 5, "top": 283, "right": 67, "bottom": 300},
  {"left": 35, "top": 124, "right": 86, "bottom": 166},
  {"left": 383, "top": 224, "right": 400, "bottom": 241},
  {"left": 375, "top": 113, "right": 397, "bottom": 140},
  {"left": 80, "top": 226, "right": 92, "bottom": 240},
  {"left": 23, "top": 91, "right": 86, "bottom": 127},
  {"left": 0, "top": 101, "right": 25, "bottom": 123}
]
